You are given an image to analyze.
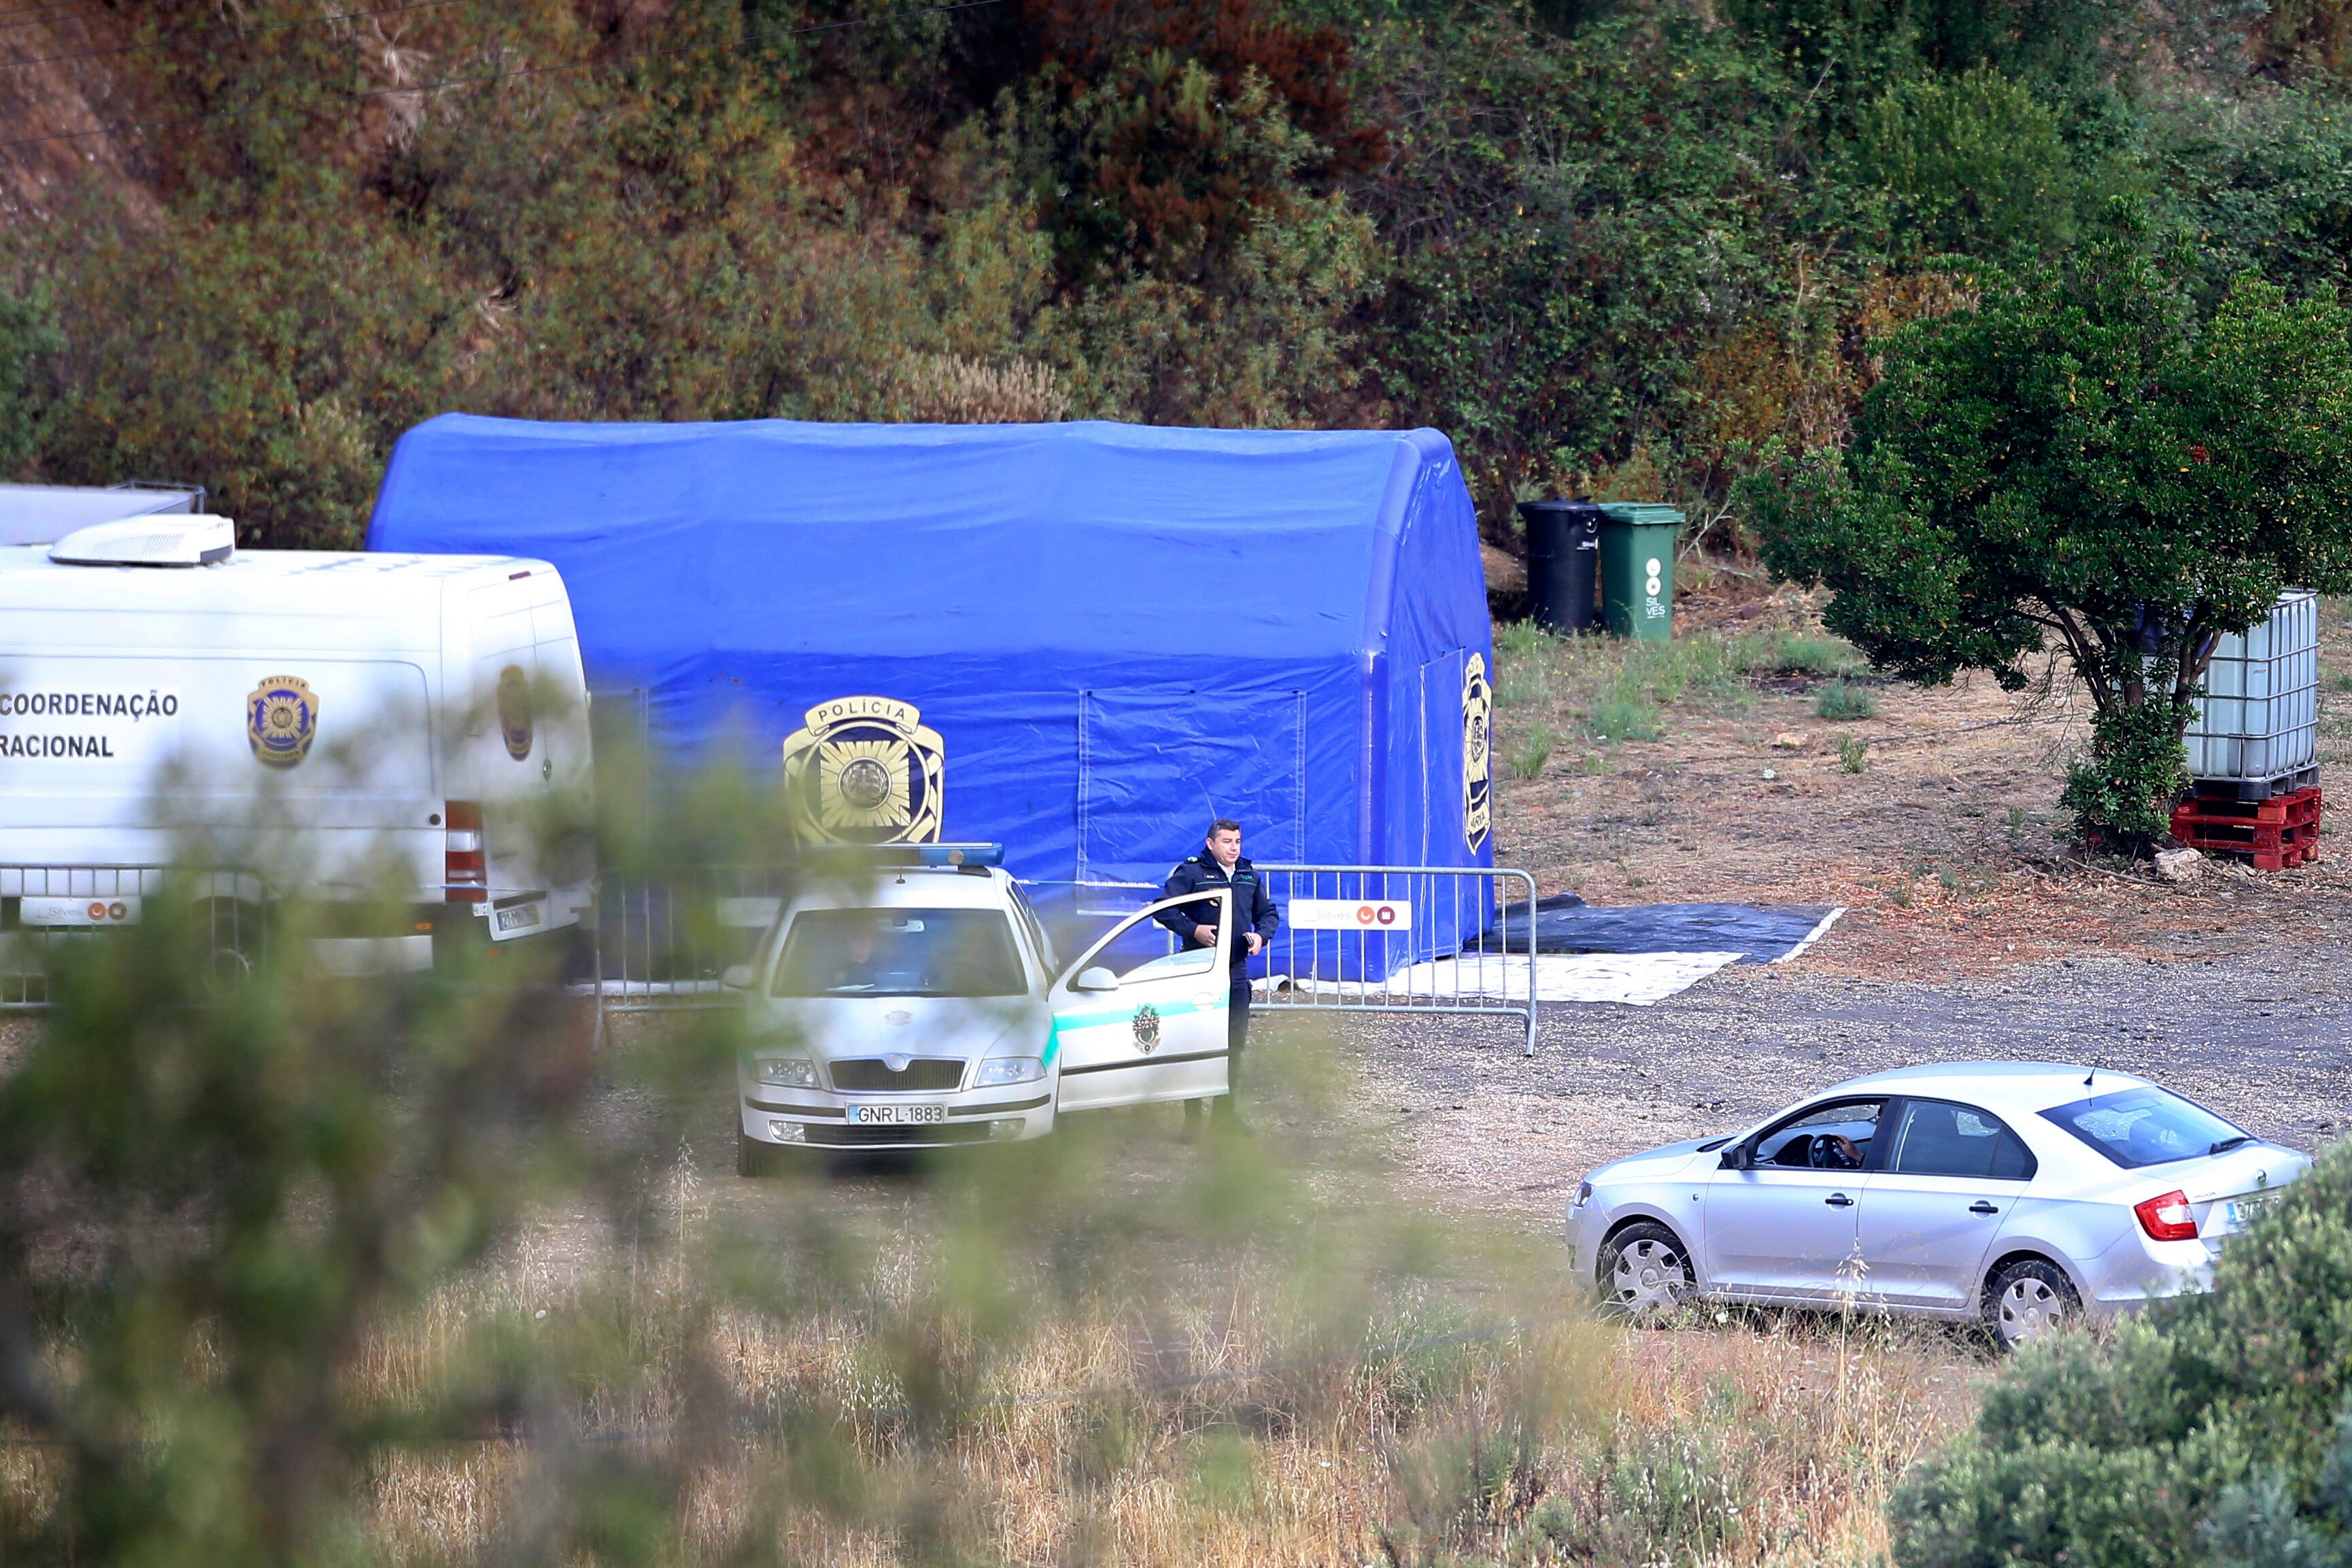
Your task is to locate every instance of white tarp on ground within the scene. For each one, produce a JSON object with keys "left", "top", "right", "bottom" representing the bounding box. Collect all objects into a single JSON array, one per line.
[
  {"left": 1777, "top": 906, "right": 1846, "bottom": 963},
  {"left": 1269, "top": 950, "right": 1745, "bottom": 1008}
]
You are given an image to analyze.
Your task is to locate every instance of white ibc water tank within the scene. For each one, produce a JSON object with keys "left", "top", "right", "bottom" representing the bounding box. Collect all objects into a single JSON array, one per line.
[{"left": 2185, "top": 591, "right": 2319, "bottom": 789}]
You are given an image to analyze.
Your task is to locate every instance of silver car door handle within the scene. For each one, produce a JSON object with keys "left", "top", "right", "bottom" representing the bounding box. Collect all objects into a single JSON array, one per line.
[
  {"left": 1970, "top": 1201, "right": 1999, "bottom": 1215},
  {"left": 1824, "top": 1193, "right": 1854, "bottom": 1208}
]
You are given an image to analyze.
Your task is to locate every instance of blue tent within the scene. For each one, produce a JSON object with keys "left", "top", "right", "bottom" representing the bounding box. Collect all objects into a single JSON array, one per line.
[{"left": 368, "top": 415, "right": 1495, "bottom": 955}]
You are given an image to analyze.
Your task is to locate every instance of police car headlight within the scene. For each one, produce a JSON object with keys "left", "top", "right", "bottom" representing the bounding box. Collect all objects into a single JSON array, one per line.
[
  {"left": 753, "top": 1057, "right": 818, "bottom": 1089},
  {"left": 974, "top": 1057, "right": 1045, "bottom": 1087}
]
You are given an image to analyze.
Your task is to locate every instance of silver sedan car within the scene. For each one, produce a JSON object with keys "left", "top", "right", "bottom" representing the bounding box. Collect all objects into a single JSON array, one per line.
[{"left": 1564, "top": 1062, "right": 2309, "bottom": 1348}]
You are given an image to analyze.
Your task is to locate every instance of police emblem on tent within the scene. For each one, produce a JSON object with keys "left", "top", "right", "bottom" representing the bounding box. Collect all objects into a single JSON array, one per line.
[
  {"left": 247, "top": 675, "right": 320, "bottom": 769},
  {"left": 1132, "top": 1004, "right": 1161, "bottom": 1055},
  {"left": 1461, "top": 653, "right": 1492, "bottom": 852},
  {"left": 781, "top": 696, "right": 944, "bottom": 845},
  {"left": 496, "top": 664, "right": 534, "bottom": 761}
]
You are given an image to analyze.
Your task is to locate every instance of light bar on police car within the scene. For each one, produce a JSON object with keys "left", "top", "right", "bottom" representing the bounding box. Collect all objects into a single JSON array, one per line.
[{"left": 800, "top": 842, "right": 1005, "bottom": 868}]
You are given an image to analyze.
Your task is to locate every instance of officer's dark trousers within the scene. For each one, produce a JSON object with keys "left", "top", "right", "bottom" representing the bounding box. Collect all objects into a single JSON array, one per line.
[
  {"left": 1226, "top": 970, "right": 1252, "bottom": 1092},
  {"left": 1191, "top": 971, "right": 1252, "bottom": 1122}
]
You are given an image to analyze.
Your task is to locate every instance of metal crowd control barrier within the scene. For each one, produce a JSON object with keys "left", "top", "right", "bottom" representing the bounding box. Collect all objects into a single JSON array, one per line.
[
  {"left": 1248, "top": 864, "right": 1539, "bottom": 1056},
  {"left": 592, "top": 866, "right": 791, "bottom": 1016}
]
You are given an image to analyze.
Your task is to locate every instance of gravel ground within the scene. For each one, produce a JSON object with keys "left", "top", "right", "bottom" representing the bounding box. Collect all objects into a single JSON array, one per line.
[
  {"left": 7, "top": 908, "right": 2342, "bottom": 1251},
  {"left": 1299, "top": 940, "right": 2352, "bottom": 1230}
]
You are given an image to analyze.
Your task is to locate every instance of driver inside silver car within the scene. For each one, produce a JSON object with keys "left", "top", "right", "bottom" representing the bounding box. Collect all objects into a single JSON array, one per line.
[{"left": 1755, "top": 1099, "right": 1884, "bottom": 1170}]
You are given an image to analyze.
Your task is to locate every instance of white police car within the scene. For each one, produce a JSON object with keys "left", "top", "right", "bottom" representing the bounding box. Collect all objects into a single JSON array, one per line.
[{"left": 729, "top": 845, "right": 1235, "bottom": 1170}]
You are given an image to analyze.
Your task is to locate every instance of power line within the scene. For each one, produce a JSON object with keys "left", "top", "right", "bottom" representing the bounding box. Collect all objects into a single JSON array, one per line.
[
  {"left": 0, "top": 0, "right": 462, "bottom": 75},
  {"left": 0, "top": 0, "right": 1004, "bottom": 158}
]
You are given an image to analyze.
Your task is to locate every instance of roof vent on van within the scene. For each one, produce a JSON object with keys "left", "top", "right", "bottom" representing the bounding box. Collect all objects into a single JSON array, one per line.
[{"left": 49, "top": 514, "right": 235, "bottom": 568}]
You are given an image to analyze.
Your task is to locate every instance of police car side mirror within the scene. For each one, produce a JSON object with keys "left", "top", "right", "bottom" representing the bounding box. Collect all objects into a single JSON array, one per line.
[
  {"left": 721, "top": 964, "right": 754, "bottom": 991},
  {"left": 1073, "top": 966, "right": 1120, "bottom": 994}
]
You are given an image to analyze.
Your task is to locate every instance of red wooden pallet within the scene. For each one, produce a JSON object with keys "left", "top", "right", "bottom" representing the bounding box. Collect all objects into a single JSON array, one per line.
[
  {"left": 2172, "top": 833, "right": 2322, "bottom": 870},
  {"left": 2173, "top": 785, "right": 2323, "bottom": 870},
  {"left": 2170, "top": 785, "right": 2323, "bottom": 870},
  {"left": 2175, "top": 820, "right": 2317, "bottom": 853},
  {"left": 2172, "top": 785, "right": 2321, "bottom": 830}
]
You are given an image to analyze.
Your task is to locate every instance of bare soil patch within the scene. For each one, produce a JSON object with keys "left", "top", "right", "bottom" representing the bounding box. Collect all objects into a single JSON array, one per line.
[{"left": 1490, "top": 575, "right": 2352, "bottom": 983}]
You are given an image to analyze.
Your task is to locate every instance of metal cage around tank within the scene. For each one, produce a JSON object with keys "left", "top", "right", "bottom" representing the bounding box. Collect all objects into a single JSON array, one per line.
[{"left": 2187, "top": 592, "right": 2321, "bottom": 799}]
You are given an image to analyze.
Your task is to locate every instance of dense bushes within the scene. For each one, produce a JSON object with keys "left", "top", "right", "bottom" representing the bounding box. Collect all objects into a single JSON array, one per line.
[
  {"left": 1356, "top": 10, "right": 1862, "bottom": 513},
  {"left": 5, "top": 0, "right": 2352, "bottom": 547},
  {"left": 1894, "top": 1140, "right": 2352, "bottom": 1568},
  {"left": 11, "top": 0, "right": 1382, "bottom": 544}
]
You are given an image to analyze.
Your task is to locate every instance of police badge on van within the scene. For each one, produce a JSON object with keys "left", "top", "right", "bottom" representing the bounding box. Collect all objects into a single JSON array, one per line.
[
  {"left": 247, "top": 675, "right": 320, "bottom": 769},
  {"left": 1461, "top": 653, "right": 1493, "bottom": 852},
  {"left": 496, "top": 664, "right": 534, "bottom": 761}
]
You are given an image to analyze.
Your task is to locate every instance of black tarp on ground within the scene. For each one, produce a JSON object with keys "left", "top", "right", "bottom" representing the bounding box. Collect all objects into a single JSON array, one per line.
[{"left": 1477, "top": 896, "right": 1839, "bottom": 964}]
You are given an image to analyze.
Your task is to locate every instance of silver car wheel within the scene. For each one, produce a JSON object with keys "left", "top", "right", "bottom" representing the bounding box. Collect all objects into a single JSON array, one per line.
[
  {"left": 1994, "top": 1274, "right": 2068, "bottom": 1347},
  {"left": 1606, "top": 1232, "right": 1692, "bottom": 1320}
]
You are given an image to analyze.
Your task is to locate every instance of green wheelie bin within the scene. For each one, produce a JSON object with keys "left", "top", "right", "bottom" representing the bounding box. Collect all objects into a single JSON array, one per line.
[{"left": 1599, "top": 503, "right": 1682, "bottom": 640}]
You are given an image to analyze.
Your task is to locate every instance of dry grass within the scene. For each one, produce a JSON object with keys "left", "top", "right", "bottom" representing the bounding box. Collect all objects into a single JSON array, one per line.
[
  {"left": 0, "top": 1184, "right": 1978, "bottom": 1566},
  {"left": 891, "top": 353, "right": 1070, "bottom": 424},
  {"left": 0, "top": 1008, "right": 1990, "bottom": 1565}
]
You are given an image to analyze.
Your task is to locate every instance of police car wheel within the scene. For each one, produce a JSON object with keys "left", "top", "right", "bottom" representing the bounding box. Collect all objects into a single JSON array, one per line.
[{"left": 737, "top": 1128, "right": 785, "bottom": 1178}]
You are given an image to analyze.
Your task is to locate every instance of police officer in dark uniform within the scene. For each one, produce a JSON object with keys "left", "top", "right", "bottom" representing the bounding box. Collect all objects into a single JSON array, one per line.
[{"left": 1157, "top": 817, "right": 1280, "bottom": 1137}]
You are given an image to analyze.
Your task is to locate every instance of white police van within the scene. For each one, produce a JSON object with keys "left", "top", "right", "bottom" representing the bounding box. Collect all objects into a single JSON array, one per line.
[
  {"left": 730, "top": 845, "right": 1234, "bottom": 1168},
  {"left": 0, "top": 515, "right": 594, "bottom": 978}
]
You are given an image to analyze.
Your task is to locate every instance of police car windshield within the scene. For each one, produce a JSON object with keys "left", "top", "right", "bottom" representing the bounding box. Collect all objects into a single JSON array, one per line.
[{"left": 774, "top": 908, "right": 1025, "bottom": 999}]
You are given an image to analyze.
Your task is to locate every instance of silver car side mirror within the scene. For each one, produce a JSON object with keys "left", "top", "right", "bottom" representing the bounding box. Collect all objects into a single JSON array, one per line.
[
  {"left": 1719, "top": 1144, "right": 1750, "bottom": 1170},
  {"left": 721, "top": 964, "right": 754, "bottom": 990},
  {"left": 1073, "top": 966, "right": 1119, "bottom": 993}
]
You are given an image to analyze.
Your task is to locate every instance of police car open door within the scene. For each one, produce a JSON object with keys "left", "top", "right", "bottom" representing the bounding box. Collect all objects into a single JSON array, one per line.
[{"left": 1049, "top": 890, "right": 1233, "bottom": 1112}]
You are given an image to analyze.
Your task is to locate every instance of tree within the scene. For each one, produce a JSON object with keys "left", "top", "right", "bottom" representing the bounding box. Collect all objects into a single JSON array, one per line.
[{"left": 1747, "top": 231, "right": 2352, "bottom": 849}]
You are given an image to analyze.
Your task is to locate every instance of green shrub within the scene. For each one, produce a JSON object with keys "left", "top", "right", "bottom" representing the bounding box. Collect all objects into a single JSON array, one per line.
[
  {"left": 1837, "top": 734, "right": 1870, "bottom": 772},
  {"left": 1816, "top": 681, "right": 1879, "bottom": 720},
  {"left": 1736, "top": 631, "right": 1864, "bottom": 679},
  {"left": 1892, "top": 1141, "right": 2352, "bottom": 1568},
  {"left": 1495, "top": 620, "right": 1556, "bottom": 661},
  {"left": 1507, "top": 727, "right": 1556, "bottom": 780},
  {"left": 1852, "top": 68, "right": 2076, "bottom": 260},
  {"left": 2060, "top": 698, "right": 2193, "bottom": 853},
  {"left": 1587, "top": 687, "right": 1661, "bottom": 743},
  {"left": 1748, "top": 242, "right": 2352, "bottom": 862}
]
